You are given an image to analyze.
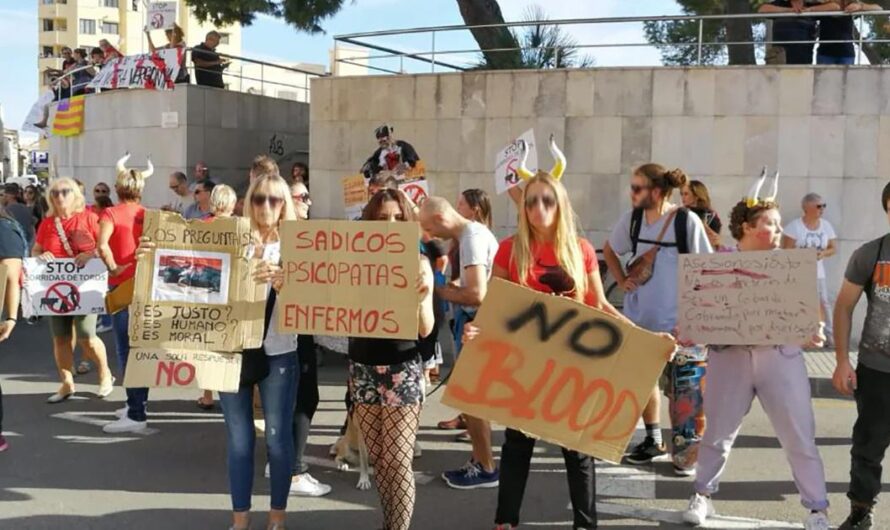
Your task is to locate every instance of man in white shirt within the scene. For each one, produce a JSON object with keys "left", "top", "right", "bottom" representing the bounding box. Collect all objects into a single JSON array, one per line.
[{"left": 783, "top": 192, "right": 838, "bottom": 347}]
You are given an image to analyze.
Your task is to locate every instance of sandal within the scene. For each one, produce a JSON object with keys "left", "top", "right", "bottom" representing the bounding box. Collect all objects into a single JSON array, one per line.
[
  {"left": 197, "top": 396, "right": 215, "bottom": 410},
  {"left": 76, "top": 361, "right": 92, "bottom": 375}
]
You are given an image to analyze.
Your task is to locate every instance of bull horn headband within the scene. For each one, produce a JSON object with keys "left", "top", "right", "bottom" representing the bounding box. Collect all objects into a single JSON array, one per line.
[
  {"left": 516, "top": 133, "right": 566, "bottom": 181},
  {"left": 744, "top": 166, "right": 779, "bottom": 207},
  {"left": 116, "top": 152, "right": 153, "bottom": 179}
]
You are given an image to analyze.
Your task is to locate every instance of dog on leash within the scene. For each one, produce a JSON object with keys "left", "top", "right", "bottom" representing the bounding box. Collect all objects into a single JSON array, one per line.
[{"left": 330, "top": 410, "right": 372, "bottom": 490}]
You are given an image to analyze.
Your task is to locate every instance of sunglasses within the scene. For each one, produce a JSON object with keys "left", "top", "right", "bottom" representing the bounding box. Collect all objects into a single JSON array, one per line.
[
  {"left": 630, "top": 184, "right": 650, "bottom": 194},
  {"left": 94, "top": 188, "right": 109, "bottom": 194},
  {"left": 251, "top": 194, "right": 284, "bottom": 208},
  {"left": 292, "top": 192, "right": 310, "bottom": 203},
  {"left": 194, "top": 189, "right": 205, "bottom": 195},
  {"left": 51, "top": 188, "right": 72, "bottom": 198},
  {"left": 817, "top": 204, "right": 827, "bottom": 210},
  {"left": 524, "top": 194, "right": 557, "bottom": 210}
]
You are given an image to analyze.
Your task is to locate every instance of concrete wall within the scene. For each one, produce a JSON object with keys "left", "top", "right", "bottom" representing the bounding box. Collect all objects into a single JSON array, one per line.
[
  {"left": 50, "top": 85, "right": 309, "bottom": 206},
  {"left": 310, "top": 66, "right": 890, "bottom": 337}
]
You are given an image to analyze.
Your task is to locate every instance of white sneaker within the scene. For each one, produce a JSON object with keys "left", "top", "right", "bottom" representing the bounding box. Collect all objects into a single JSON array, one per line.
[
  {"left": 103, "top": 416, "right": 147, "bottom": 434},
  {"left": 96, "top": 323, "right": 114, "bottom": 334},
  {"left": 804, "top": 511, "right": 831, "bottom": 530},
  {"left": 289, "top": 473, "right": 332, "bottom": 497},
  {"left": 115, "top": 405, "right": 128, "bottom": 419},
  {"left": 682, "top": 493, "right": 715, "bottom": 525},
  {"left": 264, "top": 463, "right": 270, "bottom": 478}
]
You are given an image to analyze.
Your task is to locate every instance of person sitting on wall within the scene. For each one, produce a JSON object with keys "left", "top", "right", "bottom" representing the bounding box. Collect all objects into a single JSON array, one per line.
[{"left": 360, "top": 124, "right": 420, "bottom": 180}]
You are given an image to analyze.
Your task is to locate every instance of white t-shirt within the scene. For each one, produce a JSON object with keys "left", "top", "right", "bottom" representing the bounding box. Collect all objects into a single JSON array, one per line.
[
  {"left": 458, "top": 221, "right": 499, "bottom": 288},
  {"left": 258, "top": 241, "right": 298, "bottom": 356},
  {"left": 784, "top": 217, "right": 837, "bottom": 279}
]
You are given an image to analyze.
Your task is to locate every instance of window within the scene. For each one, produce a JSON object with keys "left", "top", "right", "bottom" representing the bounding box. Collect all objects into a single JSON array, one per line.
[
  {"left": 103, "top": 0, "right": 119, "bottom": 7},
  {"left": 42, "top": 19, "right": 54, "bottom": 31},
  {"left": 218, "top": 32, "right": 230, "bottom": 45},
  {"left": 42, "top": 46, "right": 54, "bottom": 58},
  {"left": 42, "top": 0, "right": 54, "bottom": 5},
  {"left": 101, "top": 22, "right": 119, "bottom": 34},
  {"left": 79, "top": 18, "right": 96, "bottom": 34},
  {"left": 131, "top": 0, "right": 139, "bottom": 11}
]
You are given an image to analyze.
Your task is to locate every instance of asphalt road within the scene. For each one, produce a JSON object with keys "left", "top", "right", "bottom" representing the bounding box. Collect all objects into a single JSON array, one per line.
[{"left": 0, "top": 318, "right": 883, "bottom": 529}]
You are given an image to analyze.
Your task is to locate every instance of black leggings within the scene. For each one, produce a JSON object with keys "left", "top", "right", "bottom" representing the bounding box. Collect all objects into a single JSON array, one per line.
[
  {"left": 293, "top": 335, "right": 319, "bottom": 475},
  {"left": 496, "top": 428, "right": 597, "bottom": 529}
]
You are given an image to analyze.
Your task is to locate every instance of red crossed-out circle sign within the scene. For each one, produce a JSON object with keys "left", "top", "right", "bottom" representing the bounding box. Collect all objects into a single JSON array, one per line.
[
  {"left": 44, "top": 281, "right": 81, "bottom": 314},
  {"left": 402, "top": 183, "right": 428, "bottom": 205},
  {"left": 150, "top": 13, "right": 165, "bottom": 29}
]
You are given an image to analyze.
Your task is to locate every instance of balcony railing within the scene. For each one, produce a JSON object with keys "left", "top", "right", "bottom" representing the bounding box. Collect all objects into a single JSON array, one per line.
[{"left": 333, "top": 9, "right": 890, "bottom": 73}]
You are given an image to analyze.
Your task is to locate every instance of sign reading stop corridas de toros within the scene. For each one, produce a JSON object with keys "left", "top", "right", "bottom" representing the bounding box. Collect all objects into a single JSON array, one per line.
[
  {"left": 147, "top": 1, "right": 178, "bottom": 30},
  {"left": 23, "top": 258, "right": 108, "bottom": 316}
]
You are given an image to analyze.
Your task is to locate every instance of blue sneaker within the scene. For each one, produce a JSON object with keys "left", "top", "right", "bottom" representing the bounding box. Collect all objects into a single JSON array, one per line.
[
  {"left": 442, "top": 460, "right": 475, "bottom": 483},
  {"left": 443, "top": 461, "right": 499, "bottom": 490}
]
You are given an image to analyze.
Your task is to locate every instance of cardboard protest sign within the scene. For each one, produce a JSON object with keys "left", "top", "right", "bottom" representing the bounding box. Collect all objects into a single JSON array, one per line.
[
  {"left": 678, "top": 249, "right": 820, "bottom": 345},
  {"left": 442, "top": 278, "right": 675, "bottom": 464},
  {"left": 123, "top": 348, "right": 241, "bottom": 392},
  {"left": 494, "top": 129, "right": 537, "bottom": 195},
  {"left": 342, "top": 174, "right": 367, "bottom": 220},
  {"left": 147, "top": 1, "right": 178, "bottom": 30},
  {"left": 129, "top": 211, "right": 266, "bottom": 353},
  {"left": 278, "top": 220, "right": 420, "bottom": 340},
  {"left": 23, "top": 259, "right": 108, "bottom": 316},
  {"left": 88, "top": 49, "right": 181, "bottom": 90}
]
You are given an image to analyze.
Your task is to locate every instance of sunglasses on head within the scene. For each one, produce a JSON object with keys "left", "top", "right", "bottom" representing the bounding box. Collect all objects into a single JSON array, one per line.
[
  {"left": 292, "top": 192, "right": 310, "bottom": 203},
  {"left": 51, "top": 188, "right": 72, "bottom": 198},
  {"left": 251, "top": 194, "right": 284, "bottom": 208},
  {"left": 524, "top": 194, "right": 557, "bottom": 210},
  {"left": 630, "top": 184, "right": 650, "bottom": 194}
]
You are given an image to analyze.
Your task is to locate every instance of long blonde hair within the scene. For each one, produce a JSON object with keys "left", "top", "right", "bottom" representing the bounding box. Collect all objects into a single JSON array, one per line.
[
  {"left": 242, "top": 174, "right": 296, "bottom": 239},
  {"left": 513, "top": 172, "right": 588, "bottom": 302},
  {"left": 46, "top": 177, "right": 86, "bottom": 217}
]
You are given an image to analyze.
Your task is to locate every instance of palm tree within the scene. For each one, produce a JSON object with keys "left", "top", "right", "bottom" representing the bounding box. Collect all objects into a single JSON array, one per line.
[{"left": 475, "top": 5, "right": 595, "bottom": 69}]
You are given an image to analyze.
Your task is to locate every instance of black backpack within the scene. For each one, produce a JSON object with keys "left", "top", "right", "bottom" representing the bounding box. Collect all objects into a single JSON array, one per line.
[{"left": 630, "top": 207, "right": 690, "bottom": 257}]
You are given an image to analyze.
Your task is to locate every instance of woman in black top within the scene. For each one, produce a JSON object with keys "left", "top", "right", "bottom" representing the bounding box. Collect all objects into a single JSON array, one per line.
[{"left": 349, "top": 188, "right": 435, "bottom": 530}]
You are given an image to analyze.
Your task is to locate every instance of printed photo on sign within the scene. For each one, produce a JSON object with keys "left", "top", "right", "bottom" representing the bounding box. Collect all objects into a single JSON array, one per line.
[{"left": 151, "top": 250, "right": 230, "bottom": 305}]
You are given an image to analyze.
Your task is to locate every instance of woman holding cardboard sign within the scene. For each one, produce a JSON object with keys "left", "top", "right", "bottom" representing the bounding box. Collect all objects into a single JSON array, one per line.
[
  {"left": 681, "top": 183, "right": 830, "bottom": 530},
  {"left": 97, "top": 154, "right": 150, "bottom": 434},
  {"left": 225, "top": 174, "right": 299, "bottom": 530},
  {"left": 32, "top": 177, "right": 113, "bottom": 404},
  {"left": 464, "top": 168, "right": 631, "bottom": 530},
  {"left": 347, "top": 188, "right": 435, "bottom": 530}
]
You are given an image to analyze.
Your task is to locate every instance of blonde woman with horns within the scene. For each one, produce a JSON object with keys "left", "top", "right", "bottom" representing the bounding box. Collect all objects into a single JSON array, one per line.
[{"left": 463, "top": 141, "right": 634, "bottom": 530}]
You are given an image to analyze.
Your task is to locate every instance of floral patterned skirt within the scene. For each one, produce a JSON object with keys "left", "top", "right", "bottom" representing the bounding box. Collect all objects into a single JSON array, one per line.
[{"left": 349, "top": 357, "right": 425, "bottom": 407}]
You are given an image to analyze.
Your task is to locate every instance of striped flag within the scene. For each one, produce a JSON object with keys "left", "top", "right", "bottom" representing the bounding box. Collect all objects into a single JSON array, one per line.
[{"left": 51, "top": 95, "right": 86, "bottom": 137}]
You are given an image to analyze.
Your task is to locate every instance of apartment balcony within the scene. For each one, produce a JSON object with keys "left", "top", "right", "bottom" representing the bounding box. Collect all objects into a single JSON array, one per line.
[
  {"left": 38, "top": 30, "right": 72, "bottom": 47},
  {"left": 37, "top": 2, "right": 72, "bottom": 19}
]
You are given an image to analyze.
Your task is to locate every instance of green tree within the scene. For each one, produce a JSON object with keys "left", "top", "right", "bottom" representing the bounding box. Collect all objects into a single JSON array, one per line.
[
  {"left": 501, "top": 5, "right": 594, "bottom": 69},
  {"left": 644, "top": 0, "right": 890, "bottom": 65}
]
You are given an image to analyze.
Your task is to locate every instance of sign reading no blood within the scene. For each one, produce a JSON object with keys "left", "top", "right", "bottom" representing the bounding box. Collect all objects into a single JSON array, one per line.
[{"left": 442, "top": 279, "right": 675, "bottom": 463}]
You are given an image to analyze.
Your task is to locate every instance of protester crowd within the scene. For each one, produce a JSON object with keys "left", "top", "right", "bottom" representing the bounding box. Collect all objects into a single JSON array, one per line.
[{"left": 1, "top": 119, "right": 887, "bottom": 530}]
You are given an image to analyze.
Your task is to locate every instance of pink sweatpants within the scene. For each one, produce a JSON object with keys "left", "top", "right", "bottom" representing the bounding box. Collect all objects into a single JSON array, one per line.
[{"left": 693, "top": 345, "right": 829, "bottom": 511}]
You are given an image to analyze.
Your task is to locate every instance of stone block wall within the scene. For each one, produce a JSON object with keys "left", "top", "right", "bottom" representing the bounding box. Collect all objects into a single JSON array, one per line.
[
  {"left": 310, "top": 66, "right": 890, "bottom": 339},
  {"left": 50, "top": 85, "right": 310, "bottom": 207}
]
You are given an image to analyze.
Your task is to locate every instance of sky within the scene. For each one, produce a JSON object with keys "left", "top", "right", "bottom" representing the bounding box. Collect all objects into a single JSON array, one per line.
[{"left": 0, "top": 0, "right": 680, "bottom": 142}]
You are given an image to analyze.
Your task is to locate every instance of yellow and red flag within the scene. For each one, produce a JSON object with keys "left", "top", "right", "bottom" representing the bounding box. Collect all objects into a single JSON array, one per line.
[{"left": 51, "top": 95, "right": 85, "bottom": 137}]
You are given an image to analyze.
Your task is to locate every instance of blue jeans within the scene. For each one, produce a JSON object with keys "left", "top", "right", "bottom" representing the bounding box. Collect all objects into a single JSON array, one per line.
[
  {"left": 817, "top": 54, "right": 855, "bottom": 65},
  {"left": 112, "top": 309, "right": 149, "bottom": 422},
  {"left": 219, "top": 351, "right": 298, "bottom": 512}
]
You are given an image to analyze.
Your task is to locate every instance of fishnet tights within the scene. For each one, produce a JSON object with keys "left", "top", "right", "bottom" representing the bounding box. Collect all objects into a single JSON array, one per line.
[{"left": 355, "top": 403, "right": 421, "bottom": 530}]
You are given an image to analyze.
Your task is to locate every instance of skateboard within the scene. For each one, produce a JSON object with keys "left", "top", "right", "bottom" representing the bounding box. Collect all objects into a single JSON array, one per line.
[{"left": 668, "top": 345, "right": 708, "bottom": 471}]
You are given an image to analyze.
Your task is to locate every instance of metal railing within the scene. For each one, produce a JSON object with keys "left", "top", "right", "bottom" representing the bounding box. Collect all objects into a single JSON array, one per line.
[
  {"left": 333, "top": 10, "right": 890, "bottom": 73},
  {"left": 46, "top": 48, "right": 323, "bottom": 102}
]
